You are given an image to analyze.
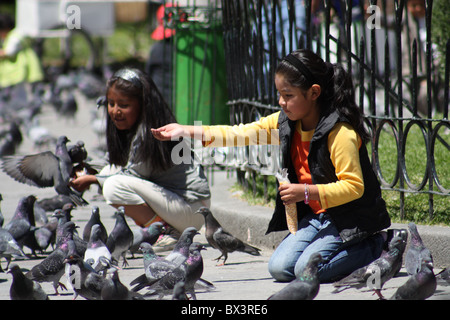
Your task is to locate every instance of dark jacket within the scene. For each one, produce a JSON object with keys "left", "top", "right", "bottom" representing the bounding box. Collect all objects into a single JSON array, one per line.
[{"left": 266, "top": 111, "right": 391, "bottom": 244}]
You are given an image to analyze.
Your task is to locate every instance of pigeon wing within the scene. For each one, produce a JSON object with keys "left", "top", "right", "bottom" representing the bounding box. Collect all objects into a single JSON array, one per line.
[{"left": 2, "top": 152, "right": 59, "bottom": 188}]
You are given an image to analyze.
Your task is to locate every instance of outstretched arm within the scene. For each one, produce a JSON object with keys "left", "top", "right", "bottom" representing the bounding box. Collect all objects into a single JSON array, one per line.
[{"left": 151, "top": 123, "right": 205, "bottom": 141}]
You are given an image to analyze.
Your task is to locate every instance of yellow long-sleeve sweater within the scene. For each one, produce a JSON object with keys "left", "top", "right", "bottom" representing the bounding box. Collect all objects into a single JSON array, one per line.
[{"left": 202, "top": 111, "right": 365, "bottom": 212}]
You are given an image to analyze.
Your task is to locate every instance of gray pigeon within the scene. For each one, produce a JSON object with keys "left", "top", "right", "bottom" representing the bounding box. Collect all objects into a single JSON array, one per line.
[
  {"left": 1, "top": 135, "right": 88, "bottom": 206},
  {"left": 64, "top": 251, "right": 106, "bottom": 300},
  {"left": 8, "top": 264, "right": 49, "bottom": 300},
  {"left": 144, "top": 258, "right": 188, "bottom": 300},
  {"left": 83, "top": 206, "right": 108, "bottom": 243},
  {"left": 435, "top": 268, "right": 450, "bottom": 287},
  {"left": 33, "top": 224, "right": 54, "bottom": 253},
  {"left": 68, "top": 140, "right": 88, "bottom": 165},
  {"left": 390, "top": 260, "right": 436, "bottom": 300},
  {"left": 54, "top": 203, "right": 86, "bottom": 256},
  {"left": 130, "top": 242, "right": 178, "bottom": 292},
  {"left": 4, "top": 195, "right": 40, "bottom": 256},
  {"left": 84, "top": 224, "right": 111, "bottom": 271},
  {"left": 106, "top": 207, "right": 133, "bottom": 267},
  {"left": 0, "top": 228, "right": 28, "bottom": 272},
  {"left": 165, "top": 227, "right": 199, "bottom": 266},
  {"left": 405, "top": 222, "right": 433, "bottom": 276},
  {"left": 129, "top": 222, "right": 165, "bottom": 257},
  {"left": 26, "top": 222, "right": 77, "bottom": 294},
  {"left": 183, "top": 242, "right": 206, "bottom": 300},
  {"left": 197, "top": 207, "right": 261, "bottom": 265},
  {"left": 101, "top": 270, "right": 144, "bottom": 300},
  {"left": 59, "top": 91, "right": 77, "bottom": 120},
  {"left": 332, "top": 236, "right": 407, "bottom": 299},
  {"left": 140, "top": 242, "right": 207, "bottom": 300},
  {"left": 268, "top": 253, "right": 322, "bottom": 300}
]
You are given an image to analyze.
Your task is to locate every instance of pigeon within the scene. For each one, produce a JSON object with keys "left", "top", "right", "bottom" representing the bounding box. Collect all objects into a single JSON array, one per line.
[
  {"left": 68, "top": 140, "right": 88, "bottom": 165},
  {"left": 130, "top": 242, "right": 177, "bottom": 291},
  {"left": 83, "top": 206, "right": 108, "bottom": 243},
  {"left": 183, "top": 242, "right": 206, "bottom": 300},
  {"left": 0, "top": 120, "right": 22, "bottom": 156},
  {"left": 33, "top": 224, "right": 55, "bottom": 253},
  {"left": 57, "top": 203, "right": 86, "bottom": 256},
  {"left": 106, "top": 207, "right": 134, "bottom": 267},
  {"left": 8, "top": 264, "right": 49, "bottom": 300},
  {"left": 196, "top": 207, "right": 261, "bottom": 265},
  {"left": 405, "top": 222, "right": 433, "bottom": 276},
  {"left": 0, "top": 228, "right": 28, "bottom": 272},
  {"left": 69, "top": 140, "right": 99, "bottom": 179},
  {"left": 4, "top": 195, "right": 40, "bottom": 256},
  {"left": 59, "top": 91, "right": 77, "bottom": 120},
  {"left": 137, "top": 242, "right": 207, "bottom": 300},
  {"left": 0, "top": 132, "right": 17, "bottom": 157},
  {"left": 129, "top": 222, "right": 165, "bottom": 257},
  {"left": 26, "top": 222, "right": 78, "bottom": 294},
  {"left": 36, "top": 194, "right": 74, "bottom": 212},
  {"left": 64, "top": 251, "right": 106, "bottom": 300},
  {"left": 101, "top": 270, "right": 144, "bottom": 300},
  {"left": 390, "top": 260, "right": 437, "bottom": 300},
  {"left": 332, "top": 236, "right": 407, "bottom": 299},
  {"left": 435, "top": 268, "right": 450, "bottom": 287},
  {"left": 84, "top": 224, "right": 111, "bottom": 272},
  {"left": 268, "top": 253, "right": 322, "bottom": 300},
  {"left": 165, "top": 227, "right": 199, "bottom": 266},
  {"left": 1, "top": 135, "right": 88, "bottom": 206}
]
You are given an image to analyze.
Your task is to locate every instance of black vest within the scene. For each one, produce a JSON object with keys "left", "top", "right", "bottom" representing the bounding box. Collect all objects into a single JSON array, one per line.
[{"left": 266, "top": 111, "right": 391, "bottom": 244}]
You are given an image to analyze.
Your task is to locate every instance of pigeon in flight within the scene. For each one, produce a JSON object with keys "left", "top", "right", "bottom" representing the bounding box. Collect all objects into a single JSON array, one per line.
[
  {"left": 268, "top": 253, "right": 322, "bottom": 300},
  {"left": 196, "top": 207, "right": 261, "bottom": 265},
  {"left": 332, "top": 236, "right": 407, "bottom": 299},
  {"left": 106, "top": 207, "right": 133, "bottom": 267},
  {"left": 390, "top": 260, "right": 437, "bottom": 300},
  {"left": 8, "top": 264, "right": 49, "bottom": 300},
  {"left": 1, "top": 135, "right": 88, "bottom": 206},
  {"left": 405, "top": 222, "right": 433, "bottom": 276}
]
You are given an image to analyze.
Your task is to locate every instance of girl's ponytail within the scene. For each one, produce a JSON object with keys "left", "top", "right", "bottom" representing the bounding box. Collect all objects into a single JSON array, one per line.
[{"left": 328, "top": 63, "right": 370, "bottom": 143}]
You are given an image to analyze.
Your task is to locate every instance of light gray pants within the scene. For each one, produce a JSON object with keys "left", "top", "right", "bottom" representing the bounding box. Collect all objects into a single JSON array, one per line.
[{"left": 101, "top": 172, "right": 209, "bottom": 232}]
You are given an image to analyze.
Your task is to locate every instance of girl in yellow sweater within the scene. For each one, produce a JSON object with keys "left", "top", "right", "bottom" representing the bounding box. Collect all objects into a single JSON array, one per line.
[{"left": 152, "top": 49, "right": 399, "bottom": 283}]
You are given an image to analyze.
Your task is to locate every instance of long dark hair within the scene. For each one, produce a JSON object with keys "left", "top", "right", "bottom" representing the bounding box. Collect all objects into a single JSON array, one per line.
[
  {"left": 276, "top": 49, "right": 370, "bottom": 143},
  {"left": 104, "top": 68, "right": 178, "bottom": 170}
]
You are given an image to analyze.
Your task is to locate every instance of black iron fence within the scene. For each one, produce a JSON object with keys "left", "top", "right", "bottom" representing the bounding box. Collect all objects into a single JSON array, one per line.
[{"left": 218, "top": 0, "right": 449, "bottom": 219}]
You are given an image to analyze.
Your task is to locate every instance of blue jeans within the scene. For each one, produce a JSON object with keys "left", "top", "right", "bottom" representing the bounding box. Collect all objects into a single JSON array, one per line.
[{"left": 268, "top": 212, "right": 385, "bottom": 283}]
